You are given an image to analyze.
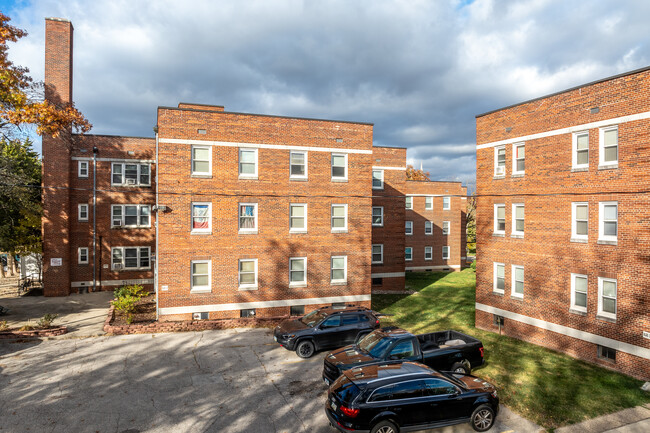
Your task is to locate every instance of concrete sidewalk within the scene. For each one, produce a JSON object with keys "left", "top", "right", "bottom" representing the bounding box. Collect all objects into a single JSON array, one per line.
[
  {"left": 556, "top": 404, "right": 650, "bottom": 433},
  {"left": 0, "top": 291, "right": 113, "bottom": 337}
]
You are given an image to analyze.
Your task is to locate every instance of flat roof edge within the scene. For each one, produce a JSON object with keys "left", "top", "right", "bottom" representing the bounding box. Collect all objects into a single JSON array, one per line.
[{"left": 73, "top": 133, "right": 154, "bottom": 140}]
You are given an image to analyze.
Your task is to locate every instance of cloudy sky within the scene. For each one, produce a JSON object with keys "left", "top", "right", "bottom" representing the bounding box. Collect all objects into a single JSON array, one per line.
[{"left": 3, "top": 0, "right": 649, "bottom": 191}]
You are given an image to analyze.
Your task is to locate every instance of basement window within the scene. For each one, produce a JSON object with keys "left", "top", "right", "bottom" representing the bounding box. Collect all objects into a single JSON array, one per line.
[
  {"left": 372, "top": 277, "right": 383, "bottom": 285},
  {"left": 597, "top": 345, "right": 616, "bottom": 362},
  {"left": 493, "top": 315, "right": 505, "bottom": 327},
  {"left": 241, "top": 309, "right": 256, "bottom": 318}
]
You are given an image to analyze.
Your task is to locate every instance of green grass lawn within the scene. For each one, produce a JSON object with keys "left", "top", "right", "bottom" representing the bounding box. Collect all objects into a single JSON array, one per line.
[{"left": 372, "top": 269, "right": 649, "bottom": 429}]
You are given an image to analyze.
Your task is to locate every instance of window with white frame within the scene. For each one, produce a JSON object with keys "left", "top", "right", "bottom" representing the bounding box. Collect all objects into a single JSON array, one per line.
[
  {"left": 442, "top": 221, "right": 450, "bottom": 235},
  {"left": 598, "top": 277, "right": 617, "bottom": 320},
  {"left": 443, "top": 196, "right": 450, "bottom": 210},
  {"left": 424, "top": 246, "right": 432, "bottom": 261},
  {"left": 599, "top": 201, "right": 617, "bottom": 242},
  {"left": 599, "top": 125, "right": 618, "bottom": 167},
  {"left": 78, "top": 204, "right": 89, "bottom": 222},
  {"left": 239, "top": 203, "right": 258, "bottom": 232},
  {"left": 405, "top": 221, "right": 413, "bottom": 235},
  {"left": 78, "top": 247, "right": 88, "bottom": 265},
  {"left": 424, "top": 221, "right": 433, "bottom": 235},
  {"left": 191, "top": 260, "right": 211, "bottom": 292},
  {"left": 405, "top": 247, "right": 413, "bottom": 261},
  {"left": 512, "top": 203, "right": 524, "bottom": 236},
  {"left": 111, "top": 162, "right": 150, "bottom": 186},
  {"left": 572, "top": 202, "right": 588, "bottom": 241},
  {"left": 573, "top": 132, "right": 589, "bottom": 169},
  {"left": 511, "top": 265, "right": 524, "bottom": 298},
  {"left": 111, "top": 205, "right": 151, "bottom": 228},
  {"left": 372, "top": 206, "right": 384, "bottom": 226},
  {"left": 372, "top": 169, "right": 384, "bottom": 189},
  {"left": 442, "top": 246, "right": 450, "bottom": 260},
  {"left": 571, "top": 274, "right": 588, "bottom": 313},
  {"left": 290, "top": 203, "right": 307, "bottom": 232},
  {"left": 494, "top": 204, "right": 505, "bottom": 234},
  {"left": 371, "top": 244, "right": 383, "bottom": 264},
  {"left": 405, "top": 196, "right": 412, "bottom": 209},
  {"left": 78, "top": 161, "right": 89, "bottom": 178},
  {"left": 191, "top": 203, "right": 211, "bottom": 232},
  {"left": 513, "top": 142, "right": 525, "bottom": 174},
  {"left": 494, "top": 145, "right": 506, "bottom": 176},
  {"left": 289, "top": 257, "right": 307, "bottom": 286},
  {"left": 493, "top": 263, "right": 505, "bottom": 294},
  {"left": 239, "top": 148, "right": 258, "bottom": 177},
  {"left": 192, "top": 146, "right": 211, "bottom": 175},
  {"left": 331, "top": 256, "right": 347, "bottom": 283},
  {"left": 331, "top": 204, "right": 347, "bottom": 231},
  {"left": 331, "top": 153, "right": 347, "bottom": 180},
  {"left": 111, "top": 247, "right": 150, "bottom": 270},
  {"left": 238, "top": 259, "right": 258, "bottom": 289},
  {"left": 290, "top": 151, "right": 307, "bottom": 179},
  {"left": 425, "top": 196, "right": 433, "bottom": 210}
]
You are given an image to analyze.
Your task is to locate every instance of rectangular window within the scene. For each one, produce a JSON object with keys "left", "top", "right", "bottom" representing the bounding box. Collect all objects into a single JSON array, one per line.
[
  {"left": 111, "top": 162, "right": 150, "bottom": 186},
  {"left": 239, "top": 148, "right": 258, "bottom": 178},
  {"left": 425, "top": 196, "right": 433, "bottom": 210},
  {"left": 289, "top": 257, "right": 307, "bottom": 286},
  {"left": 290, "top": 203, "right": 307, "bottom": 232},
  {"left": 597, "top": 345, "right": 616, "bottom": 362},
  {"left": 598, "top": 277, "right": 617, "bottom": 320},
  {"left": 599, "top": 201, "right": 617, "bottom": 242},
  {"left": 495, "top": 145, "right": 506, "bottom": 176},
  {"left": 191, "top": 260, "right": 211, "bottom": 292},
  {"left": 78, "top": 204, "right": 89, "bottom": 222},
  {"left": 78, "top": 161, "right": 89, "bottom": 178},
  {"left": 513, "top": 143, "right": 525, "bottom": 174},
  {"left": 443, "top": 196, "right": 450, "bottom": 210},
  {"left": 494, "top": 204, "right": 505, "bottom": 234},
  {"left": 192, "top": 146, "right": 211, "bottom": 175},
  {"left": 290, "top": 305, "right": 304, "bottom": 316},
  {"left": 512, "top": 203, "right": 524, "bottom": 236},
  {"left": 290, "top": 151, "right": 307, "bottom": 179},
  {"left": 493, "top": 315, "right": 505, "bottom": 327},
  {"left": 111, "top": 205, "right": 151, "bottom": 228},
  {"left": 599, "top": 125, "right": 618, "bottom": 167},
  {"left": 493, "top": 262, "right": 505, "bottom": 294},
  {"left": 442, "top": 221, "right": 450, "bottom": 236},
  {"left": 511, "top": 265, "right": 524, "bottom": 298},
  {"left": 405, "top": 247, "right": 413, "bottom": 261},
  {"left": 240, "top": 309, "right": 256, "bottom": 318},
  {"left": 442, "top": 246, "right": 450, "bottom": 260},
  {"left": 191, "top": 203, "right": 211, "bottom": 232},
  {"left": 405, "top": 221, "right": 413, "bottom": 235},
  {"left": 331, "top": 153, "right": 347, "bottom": 180},
  {"left": 571, "top": 274, "right": 588, "bottom": 313},
  {"left": 573, "top": 132, "right": 589, "bottom": 169},
  {"left": 424, "top": 221, "right": 433, "bottom": 235},
  {"left": 405, "top": 196, "right": 412, "bottom": 210},
  {"left": 424, "top": 246, "right": 432, "bottom": 260},
  {"left": 331, "top": 204, "right": 348, "bottom": 232},
  {"left": 331, "top": 256, "right": 347, "bottom": 283},
  {"left": 572, "top": 202, "right": 589, "bottom": 241},
  {"left": 239, "top": 203, "right": 258, "bottom": 232},
  {"left": 372, "top": 169, "right": 384, "bottom": 189},
  {"left": 372, "top": 277, "right": 383, "bottom": 285},
  {"left": 238, "top": 259, "right": 258, "bottom": 289},
  {"left": 372, "top": 244, "right": 383, "bottom": 264},
  {"left": 78, "top": 247, "right": 88, "bottom": 265},
  {"left": 372, "top": 206, "right": 384, "bottom": 227},
  {"left": 111, "top": 247, "right": 151, "bottom": 271}
]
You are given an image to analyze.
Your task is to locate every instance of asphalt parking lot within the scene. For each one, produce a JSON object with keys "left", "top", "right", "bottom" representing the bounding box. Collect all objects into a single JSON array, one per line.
[{"left": 0, "top": 328, "right": 542, "bottom": 433}]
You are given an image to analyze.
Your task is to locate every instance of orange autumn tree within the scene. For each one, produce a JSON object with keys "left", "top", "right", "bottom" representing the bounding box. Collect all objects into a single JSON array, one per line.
[
  {"left": 0, "top": 13, "right": 90, "bottom": 139},
  {"left": 405, "top": 164, "right": 431, "bottom": 181}
]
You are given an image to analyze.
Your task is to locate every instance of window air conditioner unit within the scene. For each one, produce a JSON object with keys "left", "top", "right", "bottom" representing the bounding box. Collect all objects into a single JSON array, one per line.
[
  {"left": 113, "top": 220, "right": 122, "bottom": 227},
  {"left": 113, "top": 264, "right": 123, "bottom": 270},
  {"left": 495, "top": 166, "right": 505, "bottom": 176},
  {"left": 126, "top": 178, "right": 136, "bottom": 185}
]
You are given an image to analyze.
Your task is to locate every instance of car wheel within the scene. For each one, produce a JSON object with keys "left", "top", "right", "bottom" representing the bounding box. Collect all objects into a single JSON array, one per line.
[
  {"left": 471, "top": 404, "right": 495, "bottom": 432},
  {"left": 371, "top": 420, "right": 399, "bottom": 433},
  {"left": 451, "top": 361, "right": 470, "bottom": 374},
  {"left": 295, "top": 340, "right": 315, "bottom": 358}
]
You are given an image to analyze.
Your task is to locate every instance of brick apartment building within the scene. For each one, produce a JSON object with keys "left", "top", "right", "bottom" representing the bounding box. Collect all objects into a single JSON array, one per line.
[
  {"left": 475, "top": 67, "right": 650, "bottom": 379},
  {"left": 41, "top": 18, "right": 467, "bottom": 320}
]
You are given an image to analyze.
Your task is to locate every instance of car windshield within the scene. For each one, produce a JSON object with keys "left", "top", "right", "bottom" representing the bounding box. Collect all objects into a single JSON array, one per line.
[
  {"left": 357, "top": 331, "right": 394, "bottom": 358},
  {"left": 332, "top": 375, "right": 361, "bottom": 405},
  {"left": 300, "top": 310, "right": 328, "bottom": 327}
]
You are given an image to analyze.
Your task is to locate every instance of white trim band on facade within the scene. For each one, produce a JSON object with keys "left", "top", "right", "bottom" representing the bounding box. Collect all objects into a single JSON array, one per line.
[
  {"left": 72, "top": 157, "right": 156, "bottom": 163},
  {"left": 406, "top": 194, "right": 455, "bottom": 198},
  {"left": 71, "top": 279, "right": 154, "bottom": 288},
  {"left": 371, "top": 272, "right": 406, "bottom": 278},
  {"left": 159, "top": 294, "right": 372, "bottom": 316},
  {"left": 476, "top": 303, "right": 650, "bottom": 360},
  {"left": 159, "top": 138, "right": 373, "bottom": 155},
  {"left": 372, "top": 166, "right": 407, "bottom": 171},
  {"left": 477, "top": 110, "right": 650, "bottom": 150},
  {"left": 406, "top": 265, "right": 461, "bottom": 270}
]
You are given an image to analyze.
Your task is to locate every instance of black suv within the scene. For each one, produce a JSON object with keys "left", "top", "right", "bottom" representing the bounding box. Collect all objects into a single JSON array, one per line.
[
  {"left": 273, "top": 306, "right": 381, "bottom": 358},
  {"left": 326, "top": 362, "right": 499, "bottom": 433}
]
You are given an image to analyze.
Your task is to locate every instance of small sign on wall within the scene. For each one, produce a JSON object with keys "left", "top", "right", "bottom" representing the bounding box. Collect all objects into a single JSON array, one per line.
[
  {"left": 643, "top": 331, "right": 650, "bottom": 340},
  {"left": 50, "top": 258, "right": 62, "bottom": 266}
]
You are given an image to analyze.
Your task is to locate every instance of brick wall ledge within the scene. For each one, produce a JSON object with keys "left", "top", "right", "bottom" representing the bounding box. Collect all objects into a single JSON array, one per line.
[{"left": 0, "top": 326, "right": 68, "bottom": 339}]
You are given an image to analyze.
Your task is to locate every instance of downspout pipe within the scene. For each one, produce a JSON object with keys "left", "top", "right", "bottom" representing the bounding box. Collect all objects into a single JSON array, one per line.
[
  {"left": 92, "top": 146, "right": 98, "bottom": 292},
  {"left": 154, "top": 128, "right": 159, "bottom": 320}
]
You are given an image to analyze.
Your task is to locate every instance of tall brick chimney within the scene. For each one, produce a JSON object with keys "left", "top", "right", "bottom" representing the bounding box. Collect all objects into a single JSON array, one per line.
[{"left": 42, "top": 18, "right": 74, "bottom": 296}]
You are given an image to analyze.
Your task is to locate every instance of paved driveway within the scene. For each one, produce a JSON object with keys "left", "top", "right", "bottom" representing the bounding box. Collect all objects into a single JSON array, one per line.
[{"left": 0, "top": 328, "right": 542, "bottom": 433}]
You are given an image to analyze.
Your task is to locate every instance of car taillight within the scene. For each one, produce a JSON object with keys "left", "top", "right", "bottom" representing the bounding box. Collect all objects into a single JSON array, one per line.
[
  {"left": 340, "top": 406, "right": 359, "bottom": 418},
  {"left": 375, "top": 319, "right": 380, "bottom": 325},
  {"left": 479, "top": 347, "right": 484, "bottom": 358}
]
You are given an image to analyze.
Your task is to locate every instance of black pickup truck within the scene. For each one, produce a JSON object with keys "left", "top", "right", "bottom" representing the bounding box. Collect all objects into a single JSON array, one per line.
[{"left": 323, "top": 327, "right": 484, "bottom": 385}]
